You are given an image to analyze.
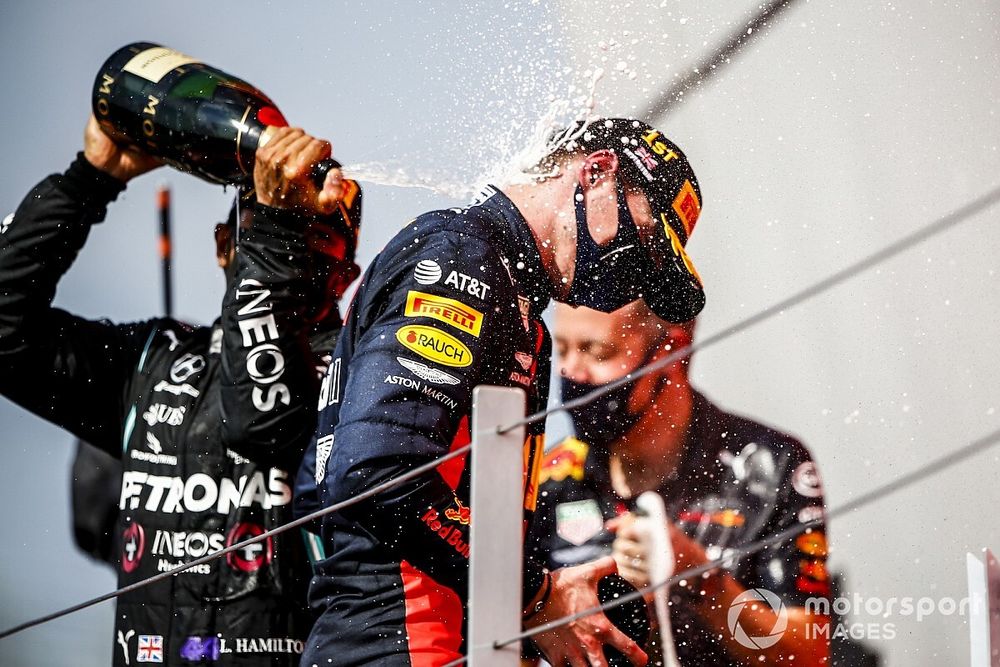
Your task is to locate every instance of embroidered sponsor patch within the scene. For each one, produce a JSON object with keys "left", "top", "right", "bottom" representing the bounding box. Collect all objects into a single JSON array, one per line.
[
  {"left": 413, "top": 259, "right": 442, "bottom": 285},
  {"left": 137, "top": 634, "right": 164, "bottom": 662},
  {"left": 152, "top": 380, "right": 200, "bottom": 398},
  {"left": 541, "top": 438, "right": 589, "bottom": 483},
  {"left": 662, "top": 218, "right": 702, "bottom": 285},
  {"left": 792, "top": 461, "right": 824, "bottom": 498},
  {"left": 677, "top": 508, "right": 746, "bottom": 528},
  {"left": 170, "top": 353, "right": 205, "bottom": 383},
  {"left": 314, "top": 434, "right": 334, "bottom": 485},
  {"left": 142, "top": 403, "right": 186, "bottom": 427},
  {"left": 444, "top": 498, "right": 471, "bottom": 525},
  {"left": 514, "top": 351, "right": 533, "bottom": 371},
  {"left": 556, "top": 499, "right": 604, "bottom": 546},
  {"left": 671, "top": 179, "right": 700, "bottom": 237},
  {"left": 397, "top": 356, "right": 461, "bottom": 385},
  {"left": 444, "top": 270, "right": 491, "bottom": 299},
  {"left": 404, "top": 290, "right": 483, "bottom": 337},
  {"left": 396, "top": 325, "right": 473, "bottom": 367}
]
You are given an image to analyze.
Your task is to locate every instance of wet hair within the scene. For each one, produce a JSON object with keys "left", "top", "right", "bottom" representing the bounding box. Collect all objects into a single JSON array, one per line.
[{"left": 222, "top": 189, "right": 256, "bottom": 229}]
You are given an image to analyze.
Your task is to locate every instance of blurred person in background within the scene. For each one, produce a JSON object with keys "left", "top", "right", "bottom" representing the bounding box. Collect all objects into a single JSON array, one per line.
[
  {"left": 526, "top": 301, "right": 832, "bottom": 665},
  {"left": 0, "top": 114, "right": 361, "bottom": 666}
]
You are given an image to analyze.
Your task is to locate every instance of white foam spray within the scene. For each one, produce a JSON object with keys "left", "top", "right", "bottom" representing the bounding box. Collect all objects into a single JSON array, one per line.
[{"left": 339, "top": 68, "right": 607, "bottom": 204}]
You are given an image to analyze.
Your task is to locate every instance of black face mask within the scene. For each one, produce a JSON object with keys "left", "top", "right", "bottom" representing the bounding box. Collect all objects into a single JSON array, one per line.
[
  {"left": 563, "top": 180, "right": 653, "bottom": 313},
  {"left": 561, "top": 337, "right": 669, "bottom": 447}
]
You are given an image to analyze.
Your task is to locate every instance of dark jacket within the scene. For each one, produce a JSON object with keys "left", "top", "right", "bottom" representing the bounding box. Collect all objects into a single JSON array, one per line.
[
  {"left": 0, "top": 155, "right": 340, "bottom": 665},
  {"left": 526, "top": 391, "right": 831, "bottom": 666}
]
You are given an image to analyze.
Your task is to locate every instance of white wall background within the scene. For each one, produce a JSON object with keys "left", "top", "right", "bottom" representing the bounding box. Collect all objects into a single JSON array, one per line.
[
  {"left": 555, "top": 0, "right": 1000, "bottom": 664},
  {"left": 0, "top": 1, "right": 998, "bottom": 665}
]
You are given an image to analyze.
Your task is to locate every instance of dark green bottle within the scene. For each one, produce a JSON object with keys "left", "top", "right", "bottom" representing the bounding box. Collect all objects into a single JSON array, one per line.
[{"left": 92, "top": 42, "right": 291, "bottom": 185}]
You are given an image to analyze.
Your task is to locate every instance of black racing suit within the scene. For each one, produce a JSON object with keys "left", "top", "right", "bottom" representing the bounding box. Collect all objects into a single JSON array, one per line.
[
  {"left": 526, "top": 391, "right": 831, "bottom": 666},
  {"left": 0, "top": 155, "right": 343, "bottom": 666},
  {"left": 294, "top": 185, "right": 552, "bottom": 666}
]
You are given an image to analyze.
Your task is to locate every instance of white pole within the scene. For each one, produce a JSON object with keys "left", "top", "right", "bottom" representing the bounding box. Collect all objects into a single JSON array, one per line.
[
  {"left": 968, "top": 552, "right": 989, "bottom": 667},
  {"left": 636, "top": 491, "right": 682, "bottom": 667},
  {"left": 468, "top": 385, "right": 526, "bottom": 667}
]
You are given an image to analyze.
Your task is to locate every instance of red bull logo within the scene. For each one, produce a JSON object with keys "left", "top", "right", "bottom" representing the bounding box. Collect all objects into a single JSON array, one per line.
[
  {"left": 444, "top": 498, "right": 471, "bottom": 525},
  {"left": 541, "top": 438, "right": 589, "bottom": 483}
]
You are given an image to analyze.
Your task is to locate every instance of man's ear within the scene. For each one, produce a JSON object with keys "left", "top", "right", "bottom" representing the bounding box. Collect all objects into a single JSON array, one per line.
[
  {"left": 667, "top": 325, "right": 693, "bottom": 352},
  {"left": 666, "top": 325, "right": 694, "bottom": 376},
  {"left": 577, "top": 149, "right": 620, "bottom": 190},
  {"left": 214, "top": 223, "right": 233, "bottom": 269}
]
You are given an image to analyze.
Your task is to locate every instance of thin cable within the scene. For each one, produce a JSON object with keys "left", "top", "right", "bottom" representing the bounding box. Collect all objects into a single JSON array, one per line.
[
  {"left": 7, "top": 165, "right": 998, "bottom": 650},
  {"left": 498, "top": 181, "right": 1000, "bottom": 435},
  {"left": 640, "top": 0, "right": 803, "bottom": 121},
  {"left": 486, "top": 425, "right": 1000, "bottom": 651},
  {"left": 8, "top": 189, "right": 999, "bottom": 649},
  {"left": 0, "top": 443, "right": 472, "bottom": 640}
]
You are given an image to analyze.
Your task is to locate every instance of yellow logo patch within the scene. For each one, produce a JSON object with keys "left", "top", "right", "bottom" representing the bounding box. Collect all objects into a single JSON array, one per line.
[
  {"left": 522, "top": 434, "right": 545, "bottom": 512},
  {"left": 404, "top": 290, "right": 483, "bottom": 337},
  {"left": 396, "top": 325, "right": 473, "bottom": 368},
  {"left": 671, "top": 179, "right": 700, "bottom": 237},
  {"left": 796, "top": 531, "right": 829, "bottom": 558},
  {"left": 541, "top": 437, "right": 589, "bottom": 484},
  {"left": 661, "top": 217, "right": 703, "bottom": 286}
]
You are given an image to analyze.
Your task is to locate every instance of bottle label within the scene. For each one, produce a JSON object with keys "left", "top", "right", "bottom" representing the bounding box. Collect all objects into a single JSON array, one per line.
[{"left": 123, "top": 46, "right": 201, "bottom": 83}]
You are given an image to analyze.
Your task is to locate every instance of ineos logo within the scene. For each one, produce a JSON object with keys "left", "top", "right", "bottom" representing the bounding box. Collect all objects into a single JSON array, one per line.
[
  {"left": 170, "top": 353, "right": 206, "bottom": 383},
  {"left": 727, "top": 588, "right": 788, "bottom": 650},
  {"left": 235, "top": 279, "right": 291, "bottom": 412},
  {"left": 246, "top": 343, "right": 285, "bottom": 384}
]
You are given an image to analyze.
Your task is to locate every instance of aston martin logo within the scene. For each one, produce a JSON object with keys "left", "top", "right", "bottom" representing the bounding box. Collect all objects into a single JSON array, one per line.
[{"left": 396, "top": 357, "right": 461, "bottom": 386}]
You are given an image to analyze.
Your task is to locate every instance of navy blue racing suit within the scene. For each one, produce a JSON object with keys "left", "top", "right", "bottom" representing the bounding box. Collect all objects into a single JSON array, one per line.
[{"left": 295, "top": 186, "right": 553, "bottom": 666}]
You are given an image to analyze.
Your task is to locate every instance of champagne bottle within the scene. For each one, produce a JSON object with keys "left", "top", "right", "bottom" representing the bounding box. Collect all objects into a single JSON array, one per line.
[{"left": 93, "top": 42, "right": 330, "bottom": 186}]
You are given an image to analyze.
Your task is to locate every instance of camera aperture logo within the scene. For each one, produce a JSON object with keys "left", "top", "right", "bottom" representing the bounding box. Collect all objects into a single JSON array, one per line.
[{"left": 727, "top": 588, "right": 789, "bottom": 650}]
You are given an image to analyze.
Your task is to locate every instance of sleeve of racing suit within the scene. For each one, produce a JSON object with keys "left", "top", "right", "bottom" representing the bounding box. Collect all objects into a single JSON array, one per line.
[
  {"left": 321, "top": 226, "right": 549, "bottom": 606},
  {"left": 0, "top": 153, "right": 153, "bottom": 457},
  {"left": 755, "top": 445, "right": 830, "bottom": 607},
  {"left": 218, "top": 203, "right": 318, "bottom": 463},
  {"left": 524, "top": 479, "right": 561, "bottom": 573},
  {"left": 293, "top": 432, "right": 321, "bottom": 520}
]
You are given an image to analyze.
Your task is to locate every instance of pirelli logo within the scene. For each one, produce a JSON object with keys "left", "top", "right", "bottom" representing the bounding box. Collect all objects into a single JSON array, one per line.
[{"left": 404, "top": 290, "right": 483, "bottom": 337}]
